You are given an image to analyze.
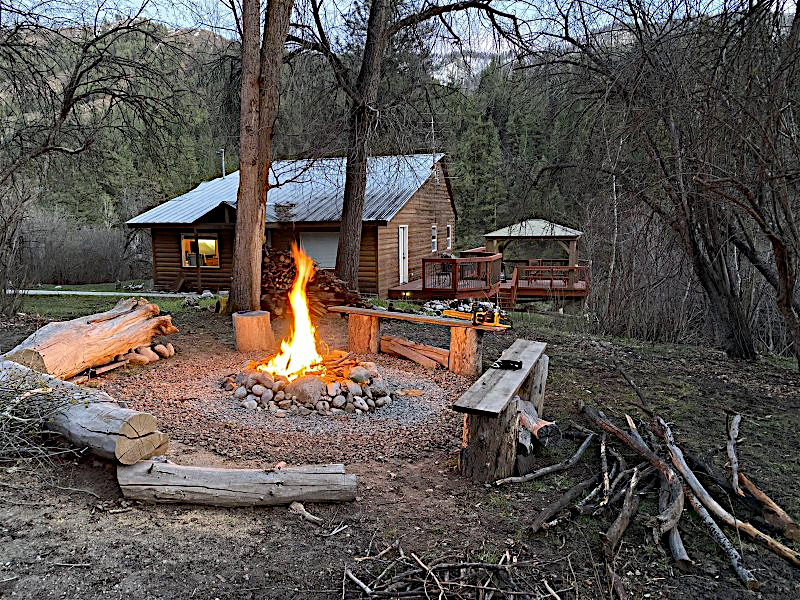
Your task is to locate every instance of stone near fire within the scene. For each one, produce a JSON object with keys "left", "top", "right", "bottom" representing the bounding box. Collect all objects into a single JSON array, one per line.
[
  {"left": 315, "top": 400, "right": 330, "bottom": 413},
  {"left": 353, "top": 397, "right": 369, "bottom": 412},
  {"left": 326, "top": 382, "right": 341, "bottom": 397},
  {"left": 278, "top": 399, "right": 292, "bottom": 410},
  {"left": 274, "top": 391, "right": 285, "bottom": 402},
  {"left": 347, "top": 366, "right": 371, "bottom": 384},
  {"left": 260, "top": 389, "right": 274, "bottom": 403},
  {"left": 360, "top": 361, "right": 380, "bottom": 378},
  {"left": 234, "top": 386, "right": 248, "bottom": 400},
  {"left": 379, "top": 396, "right": 392, "bottom": 406},
  {"left": 241, "top": 399, "right": 258, "bottom": 410},
  {"left": 366, "top": 397, "right": 376, "bottom": 409},
  {"left": 375, "top": 397, "right": 385, "bottom": 408},
  {"left": 153, "top": 344, "right": 170, "bottom": 358},
  {"left": 166, "top": 342, "right": 176, "bottom": 357},
  {"left": 251, "top": 384, "right": 267, "bottom": 396},
  {"left": 370, "top": 377, "right": 389, "bottom": 397},
  {"left": 245, "top": 374, "right": 259, "bottom": 389},
  {"left": 332, "top": 395, "right": 346, "bottom": 408},
  {"left": 254, "top": 372, "right": 274, "bottom": 388},
  {"left": 285, "top": 375, "right": 326, "bottom": 406},
  {"left": 344, "top": 402, "right": 356, "bottom": 413},
  {"left": 346, "top": 381, "right": 362, "bottom": 397},
  {"left": 362, "top": 385, "right": 372, "bottom": 399}
]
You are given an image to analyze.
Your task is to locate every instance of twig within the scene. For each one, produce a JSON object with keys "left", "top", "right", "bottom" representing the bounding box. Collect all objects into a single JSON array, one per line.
[
  {"left": 531, "top": 474, "right": 600, "bottom": 532},
  {"left": 411, "top": 553, "right": 445, "bottom": 599},
  {"left": 600, "top": 434, "right": 610, "bottom": 505},
  {"left": 52, "top": 562, "right": 91, "bottom": 568},
  {"left": 726, "top": 414, "right": 743, "bottom": 496},
  {"left": 496, "top": 433, "right": 595, "bottom": 486},
  {"left": 543, "top": 579, "right": 561, "bottom": 600},
  {"left": 52, "top": 485, "right": 101, "bottom": 499},
  {"left": 345, "top": 569, "right": 373, "bottom": 595}
]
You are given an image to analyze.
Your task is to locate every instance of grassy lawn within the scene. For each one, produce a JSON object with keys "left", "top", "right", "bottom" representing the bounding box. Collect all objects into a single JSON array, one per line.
[{"left": 18, "top": 294, "right": 217, "bottom": 320}]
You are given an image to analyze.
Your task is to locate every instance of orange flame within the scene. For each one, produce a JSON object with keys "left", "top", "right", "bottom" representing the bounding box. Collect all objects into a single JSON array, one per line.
[{"left": 257, "top": 244, "right": 324, "bottom": 381}]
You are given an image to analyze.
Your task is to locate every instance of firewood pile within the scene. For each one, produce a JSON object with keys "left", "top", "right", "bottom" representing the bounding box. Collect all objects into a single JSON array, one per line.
[
  {"left": 496, "top": 363, "right": 800, "bottom": 595},
  {"left": 260, "top": 246, "right": 367, "bottom": 318}
]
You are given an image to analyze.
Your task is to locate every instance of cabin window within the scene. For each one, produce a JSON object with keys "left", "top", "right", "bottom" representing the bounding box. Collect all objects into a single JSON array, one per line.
[
  {"left": 181, "top": 234, "right": 220, "bottom": 268},
  {"left": 431, "top": 225, "right": 438, "bottom": 252},
  {"left": 446, "top": 224, "right": 453, "bottom": 250}
]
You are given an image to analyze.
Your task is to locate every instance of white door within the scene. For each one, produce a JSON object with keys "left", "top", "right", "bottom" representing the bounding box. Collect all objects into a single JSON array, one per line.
[{"left": 398, "top": 225, "right": 409, "bottom": 284}]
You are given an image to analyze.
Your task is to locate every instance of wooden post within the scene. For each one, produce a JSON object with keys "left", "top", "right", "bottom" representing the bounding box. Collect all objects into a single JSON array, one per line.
[
  {"left": 232, "top": 310, "right": 275, "bottom": 353},
  {"left": 460, "top": 398, "right": 519, "bottom": 482},
  {"left": 448, "top": 327, "right": 482, "bottom": 377},
  {"left": 530, "top": 354, "right": 549, "bottom": 417},
  {"left": 348, "top": 314, "right": 380, "bottom": 354}
]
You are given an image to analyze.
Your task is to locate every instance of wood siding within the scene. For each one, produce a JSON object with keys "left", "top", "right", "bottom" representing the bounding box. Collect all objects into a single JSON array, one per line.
[
  {"left": 268, "top": 224, "right": 379, "bottom": 295},
  {"left": 377, "top": 162, "right": 456, "bottom": 297},
  {"left": 151, "top": 226, "right": 235, "bottom": 292}
]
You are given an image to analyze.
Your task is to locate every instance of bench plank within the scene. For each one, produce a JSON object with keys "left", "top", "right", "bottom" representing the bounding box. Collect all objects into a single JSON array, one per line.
[
  {"left": 452, "top": 339, "right": 546, "bottom": 417},
  {"left": 328, "top": 306, "right": 500, "bottom": 331}
]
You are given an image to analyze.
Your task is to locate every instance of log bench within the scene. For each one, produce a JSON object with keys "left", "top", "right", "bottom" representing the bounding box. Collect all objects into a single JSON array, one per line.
[
  {"left": 329, "top": 306, "right": 502, "bottom": 377},
  {"left": 452, "top": 339, "right": 551, "bottom": 482}
]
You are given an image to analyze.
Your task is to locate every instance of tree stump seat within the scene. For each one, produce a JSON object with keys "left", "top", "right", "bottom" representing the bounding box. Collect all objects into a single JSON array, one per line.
[
  {"left": 452, "top": 339, "right": 551, "bottom": 482},
  {"left": 328, "top": 306, "right": 500, "bottom": 377}
]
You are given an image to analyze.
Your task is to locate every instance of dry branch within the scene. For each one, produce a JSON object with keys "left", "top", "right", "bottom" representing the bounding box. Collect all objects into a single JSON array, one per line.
[
  {"left": 727, "top": 414, "right": 743, "bottom": 496},
  {"left": 738, "top": 472, "right": 800, "bottom": 541},
  {"left": 495, "top": 432, "right": 594, "bottom": 486},
  {"left": 530, "top": 474, "right": 599, "bottom": 532}
]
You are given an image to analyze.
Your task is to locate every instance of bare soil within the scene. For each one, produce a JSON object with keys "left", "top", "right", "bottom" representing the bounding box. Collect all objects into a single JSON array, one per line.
[{"left": 1, "top": 307, "right": 799, "bottom": 599}]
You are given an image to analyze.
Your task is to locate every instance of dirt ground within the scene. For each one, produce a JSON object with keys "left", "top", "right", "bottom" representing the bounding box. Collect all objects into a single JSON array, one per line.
[{"left": 1, "top": 305, "right": 799, "bottom": 599}]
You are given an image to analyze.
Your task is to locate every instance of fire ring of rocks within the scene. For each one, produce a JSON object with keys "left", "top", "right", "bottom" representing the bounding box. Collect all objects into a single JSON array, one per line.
[{"left": 224, "top": 354, "right": 395, "bottom": 418}]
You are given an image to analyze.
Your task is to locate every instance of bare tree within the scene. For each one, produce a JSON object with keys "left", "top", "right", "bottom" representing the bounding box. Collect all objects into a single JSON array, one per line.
[{"left": 229, "top": 0, "right": 295, "bottom": 311}]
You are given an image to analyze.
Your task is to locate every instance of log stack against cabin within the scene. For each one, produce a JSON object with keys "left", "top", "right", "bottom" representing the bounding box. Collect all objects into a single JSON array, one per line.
[{"left": 260, "top": 246, "right": 367, "bottom": 317}]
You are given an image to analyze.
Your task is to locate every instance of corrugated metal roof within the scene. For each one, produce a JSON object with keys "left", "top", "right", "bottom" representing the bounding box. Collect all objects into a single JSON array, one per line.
[
  {"left": 484, "top": 219, "right": 583, "bottom": 239},
  {"left": 127, "top": 154, "right": 444, "bottom": 226}
]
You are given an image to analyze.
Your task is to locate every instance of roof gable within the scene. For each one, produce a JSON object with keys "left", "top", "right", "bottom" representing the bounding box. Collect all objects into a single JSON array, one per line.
[
  {"left": 127, "top": 153, "right": 444, "bottom": 226},
  {"left": 484, "top": 219, "right": 583, "bottom": 239}
]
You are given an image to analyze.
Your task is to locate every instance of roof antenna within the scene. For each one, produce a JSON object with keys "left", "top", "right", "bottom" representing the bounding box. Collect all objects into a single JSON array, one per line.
[{"left": 216, "top": 147, "right": 226, "bottom": 178}]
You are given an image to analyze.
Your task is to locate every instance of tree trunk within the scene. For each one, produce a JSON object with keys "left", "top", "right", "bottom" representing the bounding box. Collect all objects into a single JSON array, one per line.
[
  {"left": 230, "top": 0, "right": 263, "bottom": 312},
  {"left": 334, "top": 0, "right": 388, "bottom": 290},
  {"left": 117, "top": 460, "right": 357, "bottom": 506},
  {"left": 3, "top": 297, "right": 177, "bottom": 379}
]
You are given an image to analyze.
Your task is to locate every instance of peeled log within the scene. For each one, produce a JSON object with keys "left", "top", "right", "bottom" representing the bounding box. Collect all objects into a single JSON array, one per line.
[
  {"left": 117, "top": 461, "right": 358, "bottom": 506},
  {"left": 3, "top": 297, "right": 178, "bottom": 379},
  {"left": 0, "top": 360, "right": 168, "bottom": 464}
]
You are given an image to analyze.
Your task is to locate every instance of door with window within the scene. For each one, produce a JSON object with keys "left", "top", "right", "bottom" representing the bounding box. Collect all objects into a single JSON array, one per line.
[{"left": 398, "top": 225, "right": 409, "bottom": 284}]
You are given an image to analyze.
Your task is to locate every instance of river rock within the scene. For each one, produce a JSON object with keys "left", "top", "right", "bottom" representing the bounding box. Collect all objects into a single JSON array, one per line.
[
  {"left": 251, "top": 384, "right": 267, "bottom": 396},
  {"left": 285, "top": 375, "right": 326, "bottom": 405},
  {"left": 153, "top": 344, "right": 170, "bottom": 358},
  {"left": 260, "top": 389, "right": 273, "bottom": 403},
  {"left": 360, "top": 361, "right": 380, "bottom": 378},
  {"left": 326, "top": 381, "right": 341, "bottom": 397},
  {"left": 344, "top": 402, "right": 356, "bottom": 413},
  {"left": 234, "top": 386, "right": 248, "bottom": 399},
  {"left": 370, "top": 377, "right": 389, "bottom": 396},
  {"left": 366, "top": 397, "right": 375, "bottom": 409},
  {"left": 375, "top": 397, "right": 385, "bottom": 408},
  {"left": 241, "top": 399, "right": 258, "bottom": 410},
  {"left": 353, "top": 397, "right": 369, "bottom": 412},
  {"left": 362, "top": 385, "right": 372, "bottom": 399},
  {"left": 254, "top": 372, "right": 274, "bottom": 388},
  {"left": 378, "top": 396, "right": 391, "bottom": 406},
  {"left": 278, "top": 398, "right": 292, "bottom": 410},
  {"left": 332, "top": 395, "right": 346, "bottom": 408},
  {"left": 347, "top": 366, "right": 371, "bottom": 384},
  {"left": 274, "top": 391, "right": 285, "bottom": 402},
  {"left": 346, "top": 381, "right": 362, "bottom": 396}
]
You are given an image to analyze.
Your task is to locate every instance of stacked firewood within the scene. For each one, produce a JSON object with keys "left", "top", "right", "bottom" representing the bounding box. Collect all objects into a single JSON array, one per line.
[
  {"left": 260, "top": 246, "right": 367, "bottom": 317},
  {"left": 494, "top": 363, "right": 799, "bottom": 595}
]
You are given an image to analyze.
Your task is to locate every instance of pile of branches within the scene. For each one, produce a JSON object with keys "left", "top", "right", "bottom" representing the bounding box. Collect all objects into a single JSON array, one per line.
[
  {"left": 495, "top": 363, "right": 800, "bottom": 596},
  {"left": 343, "top": 543, "right": 561, "bottom": 599},
  {"left": 260, "top": 246, "right": 367, "bottom": 318},
  {"left": 0, "top": 372, "right": 69, "bottom": 463}
]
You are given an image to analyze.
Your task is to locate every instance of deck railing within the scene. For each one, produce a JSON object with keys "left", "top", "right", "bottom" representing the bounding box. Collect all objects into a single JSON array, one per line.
[
  {"left": 518, "top": 264, "right": 591, "bottom": 292},
  {"left": 422, "top": 252, "right": 503, "bottom": 293}
]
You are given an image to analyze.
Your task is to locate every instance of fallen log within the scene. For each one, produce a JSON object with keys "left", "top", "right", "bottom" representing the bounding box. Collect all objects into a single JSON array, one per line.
[
  {"left": 380, "top": 337, "right": 439, "bottom": 370},
  {"left": 4, "top": 297, "right": 178, "bottom": 379},
  {"left": 380, "top": 335, "right": 449, "bottom": 368},
  {"left": 0, "top": 360, "right": 168, "bottom": 464},
  {"left": 658, "top": 474, "right": 692, "bottom": 569},
  {"left": 117, "top": 460, "right": 357, "bottom": 506},
  {"left": 517, "top": 399, "right": 560, "bottom": 453}
]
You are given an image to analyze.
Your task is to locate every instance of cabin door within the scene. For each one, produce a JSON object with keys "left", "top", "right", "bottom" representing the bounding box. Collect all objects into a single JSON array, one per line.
[{"left": 398, "top": 225, "right": 409, "bottom": 284}]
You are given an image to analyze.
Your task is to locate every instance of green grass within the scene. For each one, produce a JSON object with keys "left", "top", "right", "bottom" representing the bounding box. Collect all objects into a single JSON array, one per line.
[
  {"left": 368, "top": 297, "right": 419, "bottom": 312},
  {"left": 30, "top": 280, "right": 148, "bottom": 292},
  {"left": 19, "top": 295, "right": 216, "bottom": 320}
]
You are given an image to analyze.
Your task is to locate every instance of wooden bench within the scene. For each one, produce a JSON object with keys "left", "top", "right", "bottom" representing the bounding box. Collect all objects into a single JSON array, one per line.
[
  {"left": 329, "top": 306, "right": 501, "bottom": 377},
  {"left": 452, "top": 339, "right": 551, "bottom": 482}
]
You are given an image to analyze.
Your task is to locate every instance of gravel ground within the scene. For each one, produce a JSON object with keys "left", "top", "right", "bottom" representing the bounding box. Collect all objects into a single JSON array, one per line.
[{"left": 102, "top": 313, "right": 472, "bottom": 465}]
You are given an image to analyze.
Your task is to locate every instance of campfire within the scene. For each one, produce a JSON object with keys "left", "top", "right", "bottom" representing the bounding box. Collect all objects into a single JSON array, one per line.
[{"left": 225, "top": 244, "right": 395, "bottom": 417}]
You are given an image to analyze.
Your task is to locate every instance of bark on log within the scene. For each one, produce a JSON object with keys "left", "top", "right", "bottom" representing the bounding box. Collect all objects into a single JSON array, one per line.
[
  {"left": 348, "top": 314, "right": 380, "bottom": 354},
  {"left": 4, "top": 297, "right": 178, "bottom": 379},
  {"left": 517, "top": 399, "right": 559, "bottom": 455},
  {"left": 117, "top": 461, "right": 357, "bottom": 506},
  {"left": 232, "top": 310, "right": 276, "bottom": 352},
  {"left": 448, "top": 327, "right": 482, "bottom": 377},
  {"left": 460, "top": 399, "right": 520, "bottom": 483},
  {"left": 0, "top": 360, "right": 168, "bottom": 464},
  {"left": 658, "top": 474, "right": 691, "bottom": 569}
]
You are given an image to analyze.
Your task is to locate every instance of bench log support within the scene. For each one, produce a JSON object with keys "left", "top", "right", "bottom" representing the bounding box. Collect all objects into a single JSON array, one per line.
[
  {"left": 449, "top": 327, "right": 483, "bottom": 377},
  {"left": 460, "top": 400, "right": 519, "bottom": 482},
  {"left": 348, "top": 314, "right": 380, "bottom": 354}
]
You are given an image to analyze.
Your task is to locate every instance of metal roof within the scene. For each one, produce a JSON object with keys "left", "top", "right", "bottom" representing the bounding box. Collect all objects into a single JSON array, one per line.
[
  {"left": 127, "top": 154, "right": 444, "bottom": 226},
  {"left": 484, "top": 219, "right": 583, "bottom": 239}
]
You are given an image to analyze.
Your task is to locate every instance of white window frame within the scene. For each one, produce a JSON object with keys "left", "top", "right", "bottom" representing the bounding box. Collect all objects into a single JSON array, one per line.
[
  {"left": 431, "top": 225, "right": 438, "bottom": 252},
  {"left": 446, "top": 224, "right": 453, "bottom": 250},
  {"left": 180, "top": 233, "right": 220, "bottom": 269},
  {"left": 398, "top": 225, "right": 409, "bottom": 284}
]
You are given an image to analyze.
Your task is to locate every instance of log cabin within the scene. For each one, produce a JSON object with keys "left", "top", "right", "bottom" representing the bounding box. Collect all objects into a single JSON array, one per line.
[{"left": 126, "top": 154, "right": 457, "bottom": 297}]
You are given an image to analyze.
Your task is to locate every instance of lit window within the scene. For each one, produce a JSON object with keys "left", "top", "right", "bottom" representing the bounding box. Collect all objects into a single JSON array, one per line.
[
  {"left": 181, "top": 234, "right": 220, "bottom": 268},
  {"left": 446, "top": 224, "right": 452, "bottom": 250},
  {"left": 431, "top": 225, "right": 438, "bottom": 252}
]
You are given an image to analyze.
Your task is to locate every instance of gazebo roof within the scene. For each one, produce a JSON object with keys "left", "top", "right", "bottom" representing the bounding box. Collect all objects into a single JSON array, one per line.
[{"left": 484, "top": 219, "right": 582, "bottom": 240}]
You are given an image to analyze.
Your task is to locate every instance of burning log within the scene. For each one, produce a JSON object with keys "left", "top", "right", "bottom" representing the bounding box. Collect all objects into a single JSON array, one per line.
[
  {"left": 4, "top": 297, "right": 177, "bottom": 379},
  {"left": 117, "top": 460, "right": 357, "bottom": 506},
  {"left": 0, "top": 360, "right": 168, "bottom": 464}
]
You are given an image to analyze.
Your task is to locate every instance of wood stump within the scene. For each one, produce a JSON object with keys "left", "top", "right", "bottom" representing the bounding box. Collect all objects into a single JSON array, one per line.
[
  {"left": 4, "top": 297, "right": 177, "bottom": 379},
  {"left": 232, "top": 310, "right": 275, "bottom": 353},
  {"left": 348, "top": 314, "right": 380, "bottom": 354},
  {"left": 460, "top": 398, "right": 520, "bottom": 483},
  {"left": 449, "top": 327, "right": 482, "bottom": 377},
  {"left": 117, "top": 461, "right": 357, "bottom": 506}
]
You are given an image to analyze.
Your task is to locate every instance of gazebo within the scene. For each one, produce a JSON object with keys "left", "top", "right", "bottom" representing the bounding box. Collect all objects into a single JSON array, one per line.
[{"left": 483, "top": 219, "right": 590, "bottom": 306}]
